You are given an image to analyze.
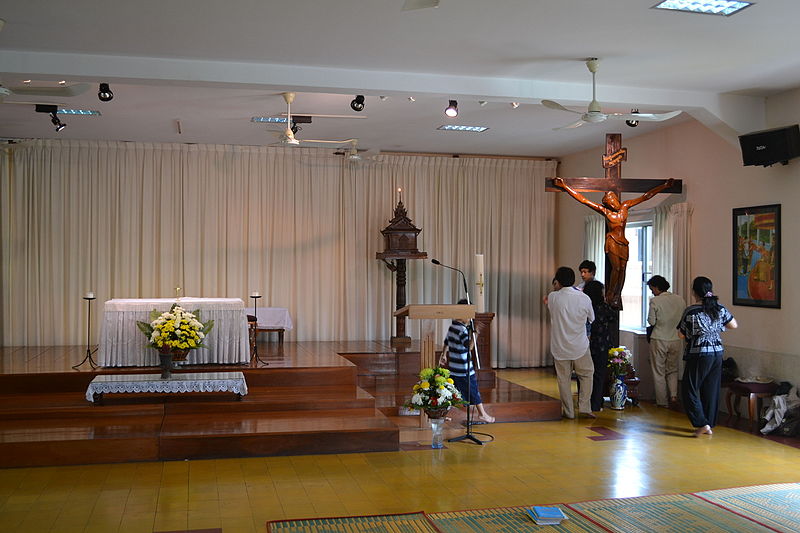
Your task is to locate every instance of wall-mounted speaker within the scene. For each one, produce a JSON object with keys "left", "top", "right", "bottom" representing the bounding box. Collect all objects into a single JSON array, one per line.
[{"left": 739, "top": 124, "right": 800, "bottom": 167}]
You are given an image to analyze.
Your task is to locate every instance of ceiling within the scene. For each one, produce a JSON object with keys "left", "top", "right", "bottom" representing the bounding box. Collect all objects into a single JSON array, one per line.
[{"left": 1, "top": 0, "right": 798, "bottom": 158}]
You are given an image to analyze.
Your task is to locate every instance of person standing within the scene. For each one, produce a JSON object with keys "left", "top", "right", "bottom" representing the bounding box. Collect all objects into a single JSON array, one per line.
[
  {"left": 584, "top": 280, "right": 614, "bottom": 412},
  {"left": 646, "top": 275, "right": 686, "bottom": 408},
  {"left": 445, "top": 299, "right": 494, "bottom": 424},
  {"left": 678, "top": 276, "right": 738, "bottom": 436},
  {"left": 577, "top": 260, "right": 596, "bottom": 290},
  {"left": 546, "top": 267, "right": 595, "bottom": 419}
]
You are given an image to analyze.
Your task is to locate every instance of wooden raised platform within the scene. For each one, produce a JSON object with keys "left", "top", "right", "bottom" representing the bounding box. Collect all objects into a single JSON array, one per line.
[{"left": 0, "top": 342, "right": 560, "bottom": 467}]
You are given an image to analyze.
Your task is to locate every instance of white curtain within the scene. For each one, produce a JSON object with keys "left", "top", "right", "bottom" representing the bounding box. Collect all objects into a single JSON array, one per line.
[
  {"left": 652, "top": 204, "right": 673, "bottom": 286},
  {"left": 652, "top": 202, "right": 693, "bottom": 301},
  {"left": 0, "top": 140, "right": 557, "bottom": 367},
  {"left": 669, "top": 203, "right": 693, "bottom": 303},
  {"left": 583, "top": 214, "right": 606, "bottom": 283}
]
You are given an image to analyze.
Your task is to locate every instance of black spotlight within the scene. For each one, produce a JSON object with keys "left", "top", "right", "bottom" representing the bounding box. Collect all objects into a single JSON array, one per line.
[
  {"left": 444, "top": 99, "right": 458, "bottom": 118},
  {"left": 625, "top": 109, "right": 639, "bottom": 128},
  {"left": 290, "top": 121, "right": 301, "bottom": 135},
  {"left": 50, "top": 112, "right": 66, "bottom": 132},
  {"left": 98, "top": 82, "right": 114, "bottom": 102},
  {"left": 350, "top": 95, "right": 365, "bottom": 112}
]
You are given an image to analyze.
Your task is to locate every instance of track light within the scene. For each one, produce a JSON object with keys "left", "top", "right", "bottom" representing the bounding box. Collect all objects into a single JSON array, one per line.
[
  {"left": 511, "top": 102, "right": 520, "bottom": 109},
  {"left": 626, "top": 109, "right": 639, "bottom": 128},
  {"left": 50, "top": 112, "right": 66, "bottom": 132},
  {"left": 35, "top": 104, "right": 66, "bottom": 132},
  {"left": 350, "top": 95, "right": 365, "bottom": 112},
  {"left": 478, "top": 100, "right": 488, "bottom": 107},
  {"left": 290, "top": 121, "right": 301, "bottom": 135},
  {"left": 98, "top": 83, "right": 114, "bottom": 102},
  {"left": 444, "top": 99, "right": 458, "bottom": 118}
]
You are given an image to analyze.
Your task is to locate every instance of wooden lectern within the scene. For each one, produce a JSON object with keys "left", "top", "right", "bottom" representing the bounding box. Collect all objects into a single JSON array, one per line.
[{"left": 394, "top": 304, "right": 476, "bottom": 370}]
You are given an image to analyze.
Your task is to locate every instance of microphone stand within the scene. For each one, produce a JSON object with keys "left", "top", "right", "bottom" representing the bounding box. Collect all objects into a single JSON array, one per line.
[{"left": 432, "top": 260, "right": 492, "bottom": 445}]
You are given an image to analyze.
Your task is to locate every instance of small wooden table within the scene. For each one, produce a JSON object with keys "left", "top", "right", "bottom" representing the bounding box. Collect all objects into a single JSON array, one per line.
[
  {"left": 86, "top": 372, "right": 248, "bottom": 403},
  {"left": 725, "top": 380, "right": 778, "bottom": 432}
]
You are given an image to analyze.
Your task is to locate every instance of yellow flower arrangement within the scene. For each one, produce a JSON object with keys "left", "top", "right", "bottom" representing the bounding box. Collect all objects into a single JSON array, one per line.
[
  {"left": 405, "top": 367, "right": 466, "bottom": 413},
  {"left": 607, "top": 346, "right": 633, "bottom": 376},
  {"left": 136, "top": 304, "right": 214, "bottom": 353}
]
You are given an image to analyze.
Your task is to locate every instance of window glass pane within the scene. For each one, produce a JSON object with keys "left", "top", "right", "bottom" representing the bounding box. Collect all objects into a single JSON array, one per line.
[{"left": 620, "top": 226, "right": 643, "bottom": 328}]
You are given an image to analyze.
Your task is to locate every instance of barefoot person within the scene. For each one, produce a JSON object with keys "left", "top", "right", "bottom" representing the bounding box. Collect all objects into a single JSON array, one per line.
[
  {"left": 445, "top": 299, "right": 494, "bottom": 423},
  {"left": 678, "top": 276, "right": 738, "bottom": 436}
]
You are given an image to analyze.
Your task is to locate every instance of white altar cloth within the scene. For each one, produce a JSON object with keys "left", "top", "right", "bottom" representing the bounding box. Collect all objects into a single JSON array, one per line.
[
  {"left": 251, "top": 307, "right": 293, "bottom": 330},
  {"left": 86, "top": 372, "right": 248, "bottom": 402},
  {"left": 99, "top": 298, "right": 249, "bottom": 367}
]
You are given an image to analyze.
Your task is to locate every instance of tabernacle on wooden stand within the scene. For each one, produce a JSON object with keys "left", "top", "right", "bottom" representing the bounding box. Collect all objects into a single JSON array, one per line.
[{"left": 376, "top": 194, "right": 427, "bottom": 346}]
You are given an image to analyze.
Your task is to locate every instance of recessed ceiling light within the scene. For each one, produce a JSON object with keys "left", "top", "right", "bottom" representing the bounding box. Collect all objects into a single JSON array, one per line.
[
  {"left": 251, "top": 116, "right": 288, "bottom": 123},
  {"left": 437, "top": 125, "right": 489, "bottom": 132},
  {"left": 652, "top": 0, "right": 753, "bottom": 16},
  {"left": 57, "top": 109, "right": 102, "bottom": 116}
]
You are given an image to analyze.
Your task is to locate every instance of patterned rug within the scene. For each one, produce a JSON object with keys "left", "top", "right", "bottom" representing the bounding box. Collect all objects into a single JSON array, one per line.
[
  {"left": 566, "top": 493, "right": 780, "bottom": 532},
  {"left": 266, "top": 511, "right": 440, "bottom": 532},
  {"left": 695, "top": 483, "right": 800, "bottom": 533},
  {"left": 429, "top": 505, "right": 601, "bottom": 532},
  {"left": 267, "top": 484, "right": 800, "bottom": 532}
]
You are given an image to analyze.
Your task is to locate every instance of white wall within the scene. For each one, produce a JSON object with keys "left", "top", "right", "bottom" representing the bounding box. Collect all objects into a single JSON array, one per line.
[{"left": 556, "top": 96, "right": 800, "bottom": 376}]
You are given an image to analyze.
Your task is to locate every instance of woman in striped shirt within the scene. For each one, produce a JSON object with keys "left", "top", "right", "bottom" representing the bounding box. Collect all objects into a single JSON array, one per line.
[{"left": 678, "top": 276, "right": 738, "bottom": 436}]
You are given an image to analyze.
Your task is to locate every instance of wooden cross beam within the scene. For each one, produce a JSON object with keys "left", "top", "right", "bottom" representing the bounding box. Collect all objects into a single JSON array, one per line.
[{"left": 545, "top": 133, "right": 683, "bottom": 195}]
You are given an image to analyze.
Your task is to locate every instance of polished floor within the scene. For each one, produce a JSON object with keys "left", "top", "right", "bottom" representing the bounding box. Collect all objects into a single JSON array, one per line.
[{"left": 1, "top": 368, "right": 799, "bottom": 533}]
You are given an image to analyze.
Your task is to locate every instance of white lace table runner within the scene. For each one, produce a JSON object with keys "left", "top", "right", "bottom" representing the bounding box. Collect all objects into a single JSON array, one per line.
[{"left": 86, "top": 372, "right": 248, "bottom": 402}]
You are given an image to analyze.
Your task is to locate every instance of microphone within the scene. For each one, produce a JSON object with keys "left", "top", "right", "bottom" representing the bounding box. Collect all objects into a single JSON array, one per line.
[{"left": 431, "top": 259, "right": 470, "bottom": 301}]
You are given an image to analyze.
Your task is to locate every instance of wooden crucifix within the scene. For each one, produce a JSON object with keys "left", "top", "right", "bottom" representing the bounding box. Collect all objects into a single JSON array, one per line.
[{"left": 546, "top": 133, "right": 683, "bottom": 311}]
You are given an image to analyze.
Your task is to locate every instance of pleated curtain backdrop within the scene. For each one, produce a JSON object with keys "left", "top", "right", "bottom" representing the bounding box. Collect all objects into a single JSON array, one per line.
[{"left": 0, "top": 141, "right": 557, "bottom": 367}]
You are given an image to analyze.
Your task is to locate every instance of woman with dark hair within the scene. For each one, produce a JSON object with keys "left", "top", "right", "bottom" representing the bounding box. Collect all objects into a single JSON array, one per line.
[
  {"left": 678, "top": 276, "right": 738, "bottom": 436},
  {"left": 584, "top": 280, "right": 614, "bottom": 412}
]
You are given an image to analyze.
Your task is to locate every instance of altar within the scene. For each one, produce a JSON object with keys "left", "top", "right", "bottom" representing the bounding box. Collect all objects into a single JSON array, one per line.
[{"left": 98, "top": 298, "right": 250, "bottom": 367}]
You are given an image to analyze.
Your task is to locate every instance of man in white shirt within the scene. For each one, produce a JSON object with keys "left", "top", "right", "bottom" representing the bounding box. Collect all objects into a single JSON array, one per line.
[
  {"left": 546, "top": 266, "right": 596, "bottom": 419},
  {"left": 646, "top": 275, "right": 687, "bottom": 408}
]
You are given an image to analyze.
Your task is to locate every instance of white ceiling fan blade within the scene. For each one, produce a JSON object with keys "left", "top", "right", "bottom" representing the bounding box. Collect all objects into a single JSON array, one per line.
[
  {"left": 606, "top": 110, "right": 682, "bottom": 122},
  {"left": 0, "top": 100, "right": 67, "bottom": 106},
  {"left": 8, "top": 83, "right": 90, "bottom": 97},
  {"left": 542, "top": 99, "right": 582, "bottom": 114},
  {"left": 553, "top": 119, "right": 587, "bottom": 130},
  {"left": 402, "top": 0, "right": 440, "bottom": 11}
]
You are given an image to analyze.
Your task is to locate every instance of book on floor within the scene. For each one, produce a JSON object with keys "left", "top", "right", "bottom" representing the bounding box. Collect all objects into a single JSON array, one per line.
[{"left": 526, "top": 505, "right": 568, "bottom": 525}]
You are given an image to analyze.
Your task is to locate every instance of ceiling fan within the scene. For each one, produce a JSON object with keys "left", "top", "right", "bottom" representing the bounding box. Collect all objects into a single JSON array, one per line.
[
  {"left": 402, "top": 0, "right": 440, "bottom": 10},
  {"left": 268, "top": 92, "right": 358, "bottom": 148},
  {"left": 541, "top": 58, "right": 682, "bottom": 130},
  {"left": 0, "top": 82, "right": 90, "bottom": 100},
  {"left": 334, "top": 140, "right": 382, "bottom": 165}
]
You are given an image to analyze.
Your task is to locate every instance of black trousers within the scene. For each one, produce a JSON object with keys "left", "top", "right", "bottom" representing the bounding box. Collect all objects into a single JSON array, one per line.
[
  {"left": 681, "top": 353, "right": 723, "bottom": 428},
  {"left": 590, "top": 347, "right": 608, "bottom": 411}
]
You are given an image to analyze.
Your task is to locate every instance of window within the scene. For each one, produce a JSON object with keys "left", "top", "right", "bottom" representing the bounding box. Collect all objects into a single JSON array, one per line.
[{"left": 620, "top": 223, "right": 653, "bottom": 329}]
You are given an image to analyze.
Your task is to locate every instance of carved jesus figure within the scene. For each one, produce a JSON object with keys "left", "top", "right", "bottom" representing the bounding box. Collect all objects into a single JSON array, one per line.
[{"left": 553, "top": 177, "right": 675, "bottom": 309}]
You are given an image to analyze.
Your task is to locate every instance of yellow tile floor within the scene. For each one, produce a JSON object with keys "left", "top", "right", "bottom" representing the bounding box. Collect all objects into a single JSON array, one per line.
[{"left": 1, "top": 369, "right": 799, "bottom": 532}]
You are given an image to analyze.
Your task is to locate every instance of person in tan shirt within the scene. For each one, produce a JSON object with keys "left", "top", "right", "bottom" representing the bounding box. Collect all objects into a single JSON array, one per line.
[{"left": 646, "top": 275, "right": 686, "bottom": 407}]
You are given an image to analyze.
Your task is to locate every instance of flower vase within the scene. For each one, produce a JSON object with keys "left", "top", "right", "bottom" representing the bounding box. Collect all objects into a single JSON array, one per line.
[
  {"left": 429, "top": 418, "right": 445, "bottom": 449},
  {"left": 609, "top": 375, "right": 628, "bottom": 410},
  {"left": 424, "top": 408, "right": 449, "bottom": 449},
  {"left": 159, "top": 352, "right": 173, "bottom": 379}
]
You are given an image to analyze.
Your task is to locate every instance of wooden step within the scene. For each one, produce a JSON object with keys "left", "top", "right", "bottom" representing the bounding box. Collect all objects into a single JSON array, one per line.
[{"left": 159, "top": 409, "right": 399, "bottom": 459}]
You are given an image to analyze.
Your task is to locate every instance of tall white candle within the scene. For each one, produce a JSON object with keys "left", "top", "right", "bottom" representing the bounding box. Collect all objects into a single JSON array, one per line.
[
  {"left": 474, "top": 253, "right": 485, "bottom": 313},
  {"left": 84, "top": 291, "right": 94, "bottom": 299}
]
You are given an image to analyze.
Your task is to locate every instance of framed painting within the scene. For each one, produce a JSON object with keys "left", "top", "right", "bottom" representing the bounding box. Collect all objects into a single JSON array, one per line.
[{"left": 732, "top": 204, "right": 780, "bottom": 308}]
